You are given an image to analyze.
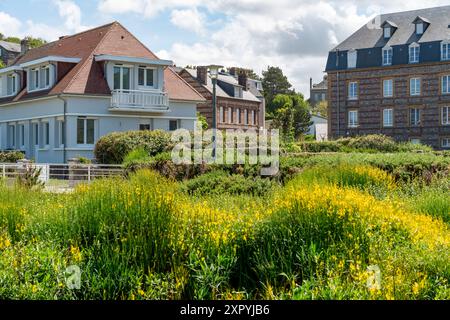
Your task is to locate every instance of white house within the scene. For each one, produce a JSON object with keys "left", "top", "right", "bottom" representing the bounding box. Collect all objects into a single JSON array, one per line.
[{"left": 0, "top": 22, "right": 205, "bottom": 163}]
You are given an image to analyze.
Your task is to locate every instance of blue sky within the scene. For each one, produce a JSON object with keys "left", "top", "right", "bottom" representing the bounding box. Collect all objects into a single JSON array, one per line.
[{"left": 1, "top": 0, "right": 450, "bottom": 96}]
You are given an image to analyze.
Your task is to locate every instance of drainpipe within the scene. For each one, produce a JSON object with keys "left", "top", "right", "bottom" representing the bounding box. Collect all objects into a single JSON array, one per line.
[
  {"left": 336, "top": 49, "right": 340, "bottom": 137},
  {"left": 56, "top": 95, "right": 67, "bottom": 163}
]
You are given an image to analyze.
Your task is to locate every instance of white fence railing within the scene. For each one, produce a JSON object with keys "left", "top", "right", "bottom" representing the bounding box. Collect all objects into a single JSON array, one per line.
[
  {"left": 1, "top": 163, "right": 124, "bottom": 188},
  {"left": 111, "top": 89, "right": 169, "bottom": 111}
]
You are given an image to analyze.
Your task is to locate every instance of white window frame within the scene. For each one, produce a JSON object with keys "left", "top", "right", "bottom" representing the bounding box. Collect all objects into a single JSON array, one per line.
[
  {"left": 8, "top": 124, "right": 15, "bottom": 149},
  {"left": 219, "top": 106, "right": 224, "bottom": 123},
  {"left": 348, "top": 82, "right": 358, "bottom": 100},
  {"left": 383, "top": 79, "right": 393, "bottom": 97},
  {"left": 410, "top": 108, "right": 421, "bottom": 126},
  {"left": 442, "top": 138, "right": 450, "bottom": 148},
  {"left": 228, "top": 108, "right": 232, "bottom": 124},
  {"left": 442, "top": 75, "right": 450, "bottom": 94},
  {"left": 409, "top": 43, "right": 420, "bottom": 64},
  {"left": 244, "top": 109, "right": 248, "bottom": 125},
  {"left": 383, "top": 108, "right": 394, "bottom": 127},
  {"left": 384, "top": 27, "right": 391, "bottom": 38},
  {"left": 28, "top": 65, "right": 52, "bottom": 93},
  {"left": 18, "top": 123, "right": 25, "bottom": 149},
  {"left": 348, "top": 110, "right": 358, "bottom": 128},
  {"left": 137, "top": 66, "right": 156, "bottom": 89},
  {"left": 382, "top": 47, "right": 393, "bottom": 66},
  {"left": 416, "top": 23, "right": 424, "bottom": 35},
  {"left": 347, "top": 49, "right": 357, "bottom": 69},
  {"left": 113, "top": 65, "right": 132, "bottom": 91},
  {"left": 57, "top": 119, "right": 65, "bottom": 148},
  {"left": 236, "top": 108, "right": 241, "bottom": 124},
  {"left": 442, "top": 106, "right": 450, "bottom": 125},
  {"left": 441, "top": 41, "right": 450, "bottom": 61},
  {"left": 410, "top": 78, "right": 421, "bottom": 96},
  {"left": 77, "top": 117, "right": 97, "bottom": 146}
]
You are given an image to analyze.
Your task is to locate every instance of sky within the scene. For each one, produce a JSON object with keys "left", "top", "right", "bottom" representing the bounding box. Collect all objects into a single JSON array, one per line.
[{"left": 1, "top": 0, "right": 450, "bottom": 97}]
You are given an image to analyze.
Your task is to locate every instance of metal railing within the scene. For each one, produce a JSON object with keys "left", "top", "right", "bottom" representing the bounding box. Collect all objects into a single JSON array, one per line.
[
  {"left": 1, "top": 163, "right": 125, "bottom": 190},
  {"left": 111, "top": 89, "right": 170, "bottom": 111}
]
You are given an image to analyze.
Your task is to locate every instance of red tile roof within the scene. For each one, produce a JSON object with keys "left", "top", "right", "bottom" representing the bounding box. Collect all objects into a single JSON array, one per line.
[{"left": 3, "top": 22, "right": 204, "bottom": 103}]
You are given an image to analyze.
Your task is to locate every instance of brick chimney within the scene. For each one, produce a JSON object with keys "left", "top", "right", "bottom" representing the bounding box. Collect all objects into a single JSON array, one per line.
[
  {"left": 229, "top": 67, "right": 238, "bottom": 79},
  {"left": 20, "top": 39, "right": 30, "bottom": 55},
  {"left": 238, "top": 70, "right": 249, "bottom": 91},
  {"left": 196, "top": 66, "right": 208, "bottom": 85}
]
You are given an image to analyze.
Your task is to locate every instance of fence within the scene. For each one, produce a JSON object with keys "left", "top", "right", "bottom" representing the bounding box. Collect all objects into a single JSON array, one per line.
[{"left": 1, "top": 162, "right": 125, "bottom": 190}]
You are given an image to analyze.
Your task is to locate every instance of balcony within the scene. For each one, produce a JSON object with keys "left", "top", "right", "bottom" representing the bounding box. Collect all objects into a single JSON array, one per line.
[{"left": 110, "top": 90, "right": 170, "bottom": 112}]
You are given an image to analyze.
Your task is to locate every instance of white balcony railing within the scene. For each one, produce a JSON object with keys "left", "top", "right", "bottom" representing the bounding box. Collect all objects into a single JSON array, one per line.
[{"left": 111, "top": 89, "right": 170, "bottom": 111}]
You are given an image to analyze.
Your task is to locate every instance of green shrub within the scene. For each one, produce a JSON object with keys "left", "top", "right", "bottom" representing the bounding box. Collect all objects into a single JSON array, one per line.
[
  {"left": 94, "top": 130, "right": 173, "bottom": 164},
  {"left": 301, "top": 141, "right": 342, "bottom": 153},
  {"left": 123, "top": 148, "right": 150, "bottom": 166},
  {"left": 182, "top": 170, "right": 278, "bottom": 196},
  {"left": 0, "top": 151, "right": 25, "bottom": 163}
]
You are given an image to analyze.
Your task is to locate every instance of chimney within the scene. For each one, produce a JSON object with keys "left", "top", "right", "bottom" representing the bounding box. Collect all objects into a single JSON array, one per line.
[
  {"left": 310, "top": 77, "right": 313, "bottom": 90},
  {"left": 196, "top": 66, "right": 208, "bottom": 86},
  {"left": 229, "top": 67, "right": 238, "bottom": 79},
  {"left": 238, "top": 70, "right": 249, "bottom": 91},
  {"left": 20, "top": 39, "right": 30, "bottom": 55}
]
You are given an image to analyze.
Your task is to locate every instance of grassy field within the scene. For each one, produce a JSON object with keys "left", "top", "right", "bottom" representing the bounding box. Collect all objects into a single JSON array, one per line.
[{"left": 0, "top": 157, "right": 449, "bottom": 300}]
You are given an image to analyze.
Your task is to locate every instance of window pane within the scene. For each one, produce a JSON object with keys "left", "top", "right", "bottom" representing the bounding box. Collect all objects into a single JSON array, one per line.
[
  {"left": 45, "top": 123, "right": 50, "bottom": 145},
  {"left": 138, "top": 68, "right": 145, "bottom": 86},
  {"left": 146, "top": 69, "right": 154, "bottom": 87},
  {"left": 60, "top": 121, "right": 65, "bottom": 146},
  {"left": 139, "top": 124, "right": 151, "bottom": 131},
  {"left": 45, "top": 68, "right": 50, "bottom": 86},
  {"left": 34, "top": 124, "right": 39, "bottom": 145},
  {"left": 77, "top": 119, "right": 85, "bottom": 144},
  {"left": 86, "top": 119, "right": 95, "bottom": 144},
  {"left": 122, "top": 67, "right": 130, "bottom": 90},
  {"left": 169, "top": 120, "right": 178, "bottom": 131},
  {"left": 113, "top": 67, "right": 121, "bottom": 90}
]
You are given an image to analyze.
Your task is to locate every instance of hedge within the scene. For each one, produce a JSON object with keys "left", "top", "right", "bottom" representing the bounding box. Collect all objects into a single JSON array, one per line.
[
  {"left": 0, "top": 151, "right": 25, "bottom": 163},
  {"left": 94, "top": 130, "right": 173, "bottom": 164}
]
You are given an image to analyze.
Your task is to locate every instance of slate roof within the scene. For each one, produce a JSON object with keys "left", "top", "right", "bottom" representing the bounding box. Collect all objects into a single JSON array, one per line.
[
  {"left": 0, "top": 41, "right": 21, "bottom": 53},
  {"left": 183, "top": 68, "right": 261, "bottom": 102},
  {"left": 333, "top": 5, "right": 450, "bottom": 51},
  {"left": 0, "top": 22, "right": 204, "bottom": 104}
]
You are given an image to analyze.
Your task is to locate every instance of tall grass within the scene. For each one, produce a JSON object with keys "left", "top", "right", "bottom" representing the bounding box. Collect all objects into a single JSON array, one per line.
[{"left": 0, "top": 165, "right": 449, "bottom": 300}]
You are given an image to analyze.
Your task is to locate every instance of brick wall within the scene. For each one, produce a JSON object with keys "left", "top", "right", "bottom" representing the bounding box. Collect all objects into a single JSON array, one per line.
[{"left": 328, "top": 62, "right": 450, "bottom": 149}]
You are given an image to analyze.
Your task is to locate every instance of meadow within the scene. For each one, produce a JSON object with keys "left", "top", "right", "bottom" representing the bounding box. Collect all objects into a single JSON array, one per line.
[{"left": 0, "top": 155, "right": 449, "bottom": 300}]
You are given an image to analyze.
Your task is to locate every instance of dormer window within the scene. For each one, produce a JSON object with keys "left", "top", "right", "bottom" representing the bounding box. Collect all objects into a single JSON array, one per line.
[
  {"left": 0, "top": 72, "right": 19, "bottom": 97},
  {"left": 416, "top": 23, "right": 424, "bottom": 35},
  {"left": 234, "top": 86, "right": 243, "bottom": 98},
  {"left": 409, "top": 43, "right": 420, "bottom": 64},
  {"left": 138, "top": 66, "right": 156, "bottom": 88},
  {"left": 442, "top": 40, "right": 450, "bottom": 61},
  {"left": 347, "top": 49, "right": 357, "bottom": 69},
  {"left": 29, "top": 65, "right": 53, "bottom": 92},
  {"left": 413, "top": 16, "right": 430, "bottom": 36},
  {"left": 381, "top": 21, "right": 398, "bottom": 39},
  {"left": 382, "top": 46, "right": 393, "bottom": 66}
]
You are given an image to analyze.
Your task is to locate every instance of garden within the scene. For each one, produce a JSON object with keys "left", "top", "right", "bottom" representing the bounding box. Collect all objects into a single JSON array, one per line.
[{"left": 0, "top": 133, "right": 449, "bottom": 300}]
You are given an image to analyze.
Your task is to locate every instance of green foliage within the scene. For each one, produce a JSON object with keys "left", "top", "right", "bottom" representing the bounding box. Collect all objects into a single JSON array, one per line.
[
  {"left": 197, "top": 113, "right": 208, "bottom": 130},
  {"left": 262, "top": 66, "right": 293, "bottom": 113},
  {"left": 15, "top": 165, "right": 44, "bottom": 190},
  {"left": 0, "top": 151, "right": 24, "bottom": 163},
  {"left": 94, "top": 130, "right": 173, "bottom": 164},
  {"left": 182, "top": 170, "right": 278, "bottom": 196},
  {"left": 0, "top": 35, "right": 46, "bottom": 48},
  {"left": 123, "top": 148, "right": 150, "bottom": 167},
  {"left": 271, "top": 93, "right": 312, "bottom": 141},
  {"left": 311, "top": 100, "right": 328, "bottom": 118}
]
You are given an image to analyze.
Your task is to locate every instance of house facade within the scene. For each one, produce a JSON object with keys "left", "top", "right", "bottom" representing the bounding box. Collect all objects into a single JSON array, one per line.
[
  {"left": 0, "top": 22, "right": 204, "bottom": 163},
  {"left": 309, "top": 75, "right": 328, "bottom": 106},
  {"left": 326, "top": 6, "right": 450, "bottom": 149},
  {"left": 177, "top": 66, "right": 265, "bottom": 130},
  {"left": 0, "top": 40, "right": 21, "bottom": 66}
]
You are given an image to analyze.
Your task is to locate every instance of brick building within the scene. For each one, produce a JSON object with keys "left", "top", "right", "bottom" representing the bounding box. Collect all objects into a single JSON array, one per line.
[
  {"left": 177, "top": 66, "right": 265, "bottom": 130},
  {"left": 326, "top": 6, "right": 450, "bottom": 149}
]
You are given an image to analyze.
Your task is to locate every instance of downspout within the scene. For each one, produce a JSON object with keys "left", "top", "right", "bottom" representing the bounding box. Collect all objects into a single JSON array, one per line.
[
  {"left": 56, "top": 95, "right": 67, "bottom": 163},
  {"left": 336, "top": 49, "right": 340, "bottom": 137}
]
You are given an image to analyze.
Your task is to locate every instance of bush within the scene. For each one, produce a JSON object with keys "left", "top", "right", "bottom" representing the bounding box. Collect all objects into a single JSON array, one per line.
[
  {"left": 182, "top": 170, "right": 278, "bottom": 196},
  {"left": 94, "top": 130, "right": 173, "bottom": 164},
  {"left": 123, "top": 148, "right": 150, "bottom": 167},
  {"left": 0, "top": 151, "right": 25, "bottom": 163},
  {"left": 346, "top": 135, "right": 398, "bottom": 152}
]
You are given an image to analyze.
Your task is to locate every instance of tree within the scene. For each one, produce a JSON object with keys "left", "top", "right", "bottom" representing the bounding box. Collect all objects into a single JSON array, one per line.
[
  {"left": 271, "top": 93, "right": 312, "bottom": 142},
  {"left": 312, "top": 100, "right": 328, "bottom": 118},
  {"left": 197, "top": 113, "right": 208, "bottom": 130},
  {"left": 262, "top": 66, "right": 293, "bottom": 114},
  {"left": 0, "top": 35, "right": 47, "bottom": 49},
  {"left": 0, "top": 61, "right": 5, "bottom": 69}
]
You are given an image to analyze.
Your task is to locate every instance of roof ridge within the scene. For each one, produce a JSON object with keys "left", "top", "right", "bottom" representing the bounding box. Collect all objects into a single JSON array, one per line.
[
  {"left": 60, "top": 23, "right": 116, "bottom": 94},
  {"left": 380, "top": 5, "right": 450, "bottom": 18}
]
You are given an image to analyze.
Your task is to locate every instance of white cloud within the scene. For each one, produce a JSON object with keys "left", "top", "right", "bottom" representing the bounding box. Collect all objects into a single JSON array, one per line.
[
  {"left": 53, "top": 0, "right": 92, "bottom": 33},
  {"left": 170, "top": 8, "right": 205, "bottom": 35},
  {"left": 0, "top": 12, "right": 22, "bottom": 36},
  {"left": 98, "top": 0, "right": 202, "bottom": 17}
]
